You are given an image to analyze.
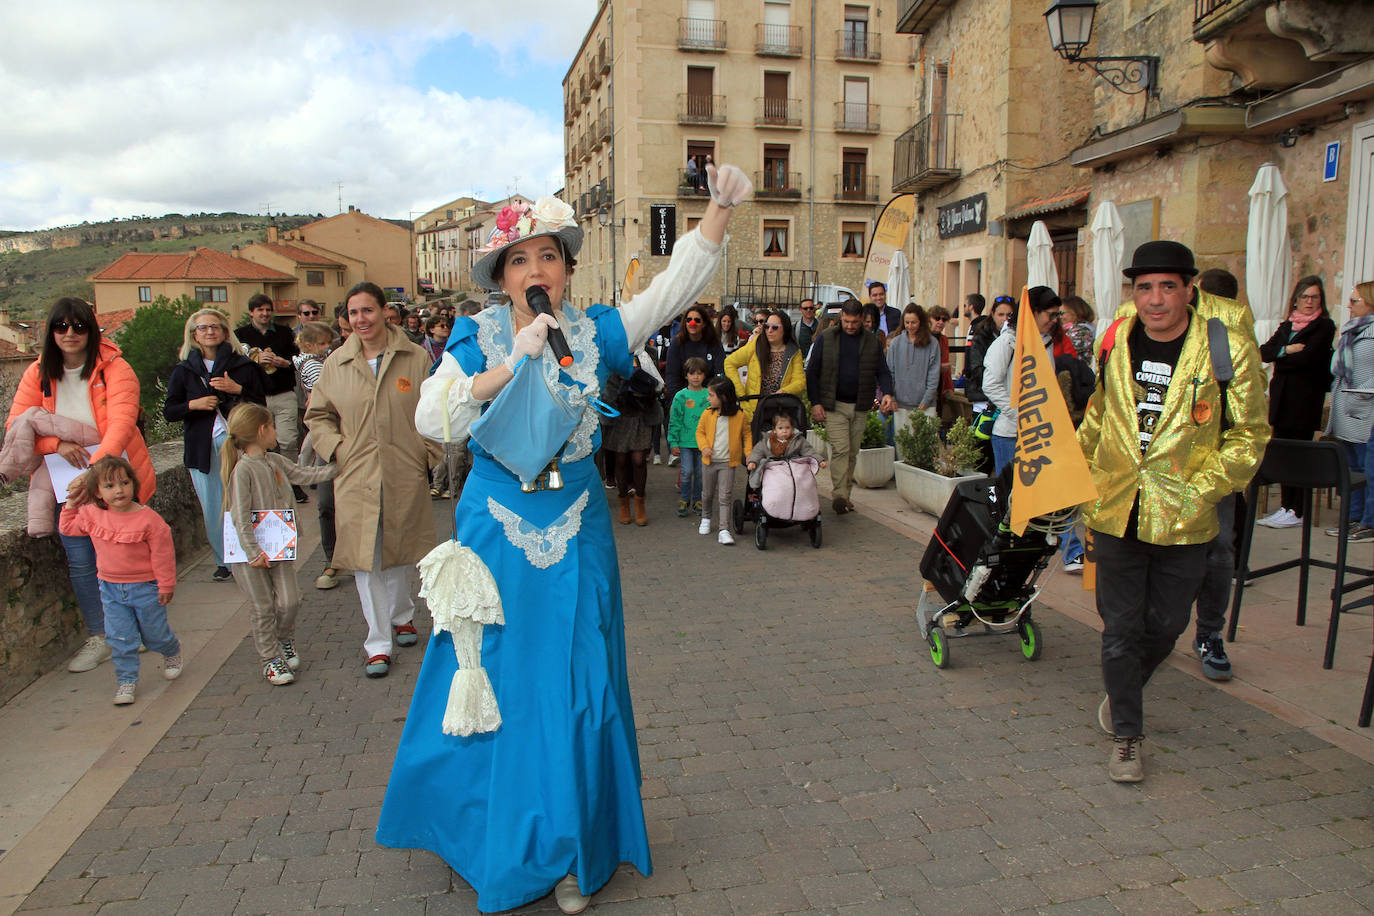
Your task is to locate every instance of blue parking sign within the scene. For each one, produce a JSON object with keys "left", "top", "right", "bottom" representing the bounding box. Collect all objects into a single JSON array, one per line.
[{"left": 1324, "top": 141, "right": 1340, "bottom": 182}]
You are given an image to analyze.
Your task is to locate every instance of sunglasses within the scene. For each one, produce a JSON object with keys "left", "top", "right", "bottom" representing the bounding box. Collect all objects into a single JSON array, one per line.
[
  {"left": 766, "top": 324, "right": 783, "bottom": 331},
  {"left": 684, "top": 317, "right": 703, "bottom": 325},
  {"left": 994, "top": 297, "right": 1015, "bottom": 305},
  {"left": 801, "top": 305, "right": 815, "bottom": 310},
  {"left": 300, "top": 309, "right": 320, "bottom": 317},
  {"left": 52, "top": 320, "right": 89, "bottom": 334}
]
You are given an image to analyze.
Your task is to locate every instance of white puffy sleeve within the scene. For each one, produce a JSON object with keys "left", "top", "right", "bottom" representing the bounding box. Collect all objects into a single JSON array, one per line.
[
  {"left": 618, "top": 228, "right": 725, "bottom": 348},
  {"left": 415, "top": 352, "right": 484, "bottom": 442}
]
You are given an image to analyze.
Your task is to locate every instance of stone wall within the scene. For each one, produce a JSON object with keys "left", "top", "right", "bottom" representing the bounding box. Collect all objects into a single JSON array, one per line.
[{"left": 0, "top": 442, "right": 205, "bottom": 705}]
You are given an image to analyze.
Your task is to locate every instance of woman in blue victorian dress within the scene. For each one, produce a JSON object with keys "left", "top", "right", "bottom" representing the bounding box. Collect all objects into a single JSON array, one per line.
[{"left": 376, "top": 166, "right": 753, "bottom": 914}]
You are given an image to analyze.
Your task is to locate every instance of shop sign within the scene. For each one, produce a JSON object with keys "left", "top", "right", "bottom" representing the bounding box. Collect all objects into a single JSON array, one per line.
[
  {"left": 937, "top": 193, "right": 987, "bottom": 239},
  {"left": 650, "top": 205, "right": 676, "bottom": 256}
]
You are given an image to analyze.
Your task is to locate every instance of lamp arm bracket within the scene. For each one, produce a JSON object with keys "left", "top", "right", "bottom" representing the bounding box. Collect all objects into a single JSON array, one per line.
[{"left": 1072, "top": 55, "right": 1160, "bottom": 97}]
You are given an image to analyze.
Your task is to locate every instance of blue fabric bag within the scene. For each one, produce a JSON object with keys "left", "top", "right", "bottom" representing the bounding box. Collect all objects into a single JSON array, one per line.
[{"left": 469, "top": 356, "right": 585, "bottom": 485}]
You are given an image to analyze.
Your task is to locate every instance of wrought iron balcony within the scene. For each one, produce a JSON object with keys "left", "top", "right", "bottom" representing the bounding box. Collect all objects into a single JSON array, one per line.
[
  {"left": 754, "top": 170, "right": 804, "bottom": 198},
  {"left": 679, "top": 17, "right": 726, "bottom": 51},
  {"left": 595, "top": 109, "right": 611, "bottom": 144},
  {"left": 677, "top": 170, "right": 711, "bottom": 198},
  {"left": 891, "top": 112, "right": 960, "bottom": 193},
  {"left": 756, "top": 23, "right": 802, "bottom": 56},
  {"left": 836, "top": 30, "right": 881, "bottom": 61},
  {"left": 678, "top": 93, "right": 726, "bottom": 124},
  {"left": 755, "top": 97, "right": 802, "bottom": 128},
  {"left": 834, "top": 101, "right": 880, "bottom": 132},
  {"left": 835, "top": 174, "right": 880, "bottom": 203}
]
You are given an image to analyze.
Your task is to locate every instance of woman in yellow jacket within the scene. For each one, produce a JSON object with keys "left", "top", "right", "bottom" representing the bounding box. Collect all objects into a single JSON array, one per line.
[
  {"left": 723, "top": 310, "right": 807, "bottom": 422},
  {"left": 696, "top": 378, "right": 753, "bottom": 544}
]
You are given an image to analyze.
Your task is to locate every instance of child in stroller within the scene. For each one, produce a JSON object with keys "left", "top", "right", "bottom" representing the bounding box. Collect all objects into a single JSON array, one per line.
[{"left": 733, "top": 393, "right": 825, "bottom": 549}]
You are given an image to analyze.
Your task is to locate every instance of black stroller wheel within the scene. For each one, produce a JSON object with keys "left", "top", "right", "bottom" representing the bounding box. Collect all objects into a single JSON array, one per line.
[
  {"left": 755, "top": 521, "right": 767, "bottom": 550},
  {"left": 732, "top": 499, "right": 745, "bottom": 534},
  {"left": 809, "top": 520, "right": 822, "bottom": 548}
]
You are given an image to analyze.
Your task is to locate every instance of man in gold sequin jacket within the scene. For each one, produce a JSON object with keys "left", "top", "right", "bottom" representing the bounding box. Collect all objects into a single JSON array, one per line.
[{"left": 1075, "top": 241, "right": 1269, "bottom": 784}]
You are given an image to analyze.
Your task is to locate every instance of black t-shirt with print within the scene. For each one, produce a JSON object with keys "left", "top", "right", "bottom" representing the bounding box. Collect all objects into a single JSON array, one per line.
[{"left": 1128, "top": 316, "right": 1190, "bottom": 456}]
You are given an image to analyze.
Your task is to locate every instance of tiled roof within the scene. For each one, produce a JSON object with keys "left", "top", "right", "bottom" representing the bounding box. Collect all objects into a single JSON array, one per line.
[
  {"left": 253, "top": 243, "right": 344, "bottom": 267},
  {"left": 90, "top": 248, "right": 296, "bottom": 282},
  {"left": 0, "top": 338, "right": 35, "bottom": 360},
  {"left": 1001, "top": 185, "right": 1092, "bottom": 222},
  {"left": 97, "top": 308, "right": 137, "bottom": 336}
]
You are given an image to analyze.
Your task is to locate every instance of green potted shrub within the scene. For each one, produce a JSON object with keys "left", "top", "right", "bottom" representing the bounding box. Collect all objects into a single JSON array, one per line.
[
  {"left": 894, "top": 414, "right": 983, "bottom": 515},
  {"left": 853, "top": 410, "right": 895, "bottom": 488}
]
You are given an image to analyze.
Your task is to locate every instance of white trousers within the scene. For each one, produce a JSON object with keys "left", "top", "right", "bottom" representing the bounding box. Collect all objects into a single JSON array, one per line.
[{"left": 355, "top": 525, "right": 415, "bottom": 659}]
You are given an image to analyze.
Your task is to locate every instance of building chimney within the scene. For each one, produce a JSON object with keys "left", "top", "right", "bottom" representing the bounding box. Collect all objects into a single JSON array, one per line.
[
  {"left": 0, "top": 308, "right": 9, "bottom": 327},
  {"left": 231, "top": 245, "right": 241, "bottom": 257},
  {"left": 348, "top": 205, "right": 356, "bottom": 213},
  {"left": 267, "top": 225, "right": 279, "bottom": 244}
]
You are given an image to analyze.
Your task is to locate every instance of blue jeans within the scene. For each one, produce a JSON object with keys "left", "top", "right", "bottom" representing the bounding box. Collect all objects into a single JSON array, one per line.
[
  {"left": 55, "top": 505, "right": 103, "bottom": 636},
  {"left": 992, "top": 435, "right": 1016, "bottom": 476},
  {"left": 678, "top": 448, "right": 703, "bottom": 504},
  {"left": 1342, "top": 436, "right": 1374, "bottom": 528},
  {"left": 188, "top": 430, "right": 228, "bottom": 566},
  {"left": 100, "top": 579, "right": 179, "bottom": 684},
  {"left": 1062, "top": 526, "right": 1084, "bottom": 564}
]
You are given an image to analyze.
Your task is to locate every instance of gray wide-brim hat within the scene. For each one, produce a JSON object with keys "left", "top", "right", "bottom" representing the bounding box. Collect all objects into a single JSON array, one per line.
[
  {"left": 470, "top": 197, "right": 584, "bottom": 292},
  {"left": 1123, "top": 240, "right": 1198, "bottom": 279}
]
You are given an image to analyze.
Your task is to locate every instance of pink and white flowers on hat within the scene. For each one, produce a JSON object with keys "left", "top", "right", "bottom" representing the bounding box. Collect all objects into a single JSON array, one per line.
[{"left": 479, "top": 197, "right": 577, "bottom": 254}]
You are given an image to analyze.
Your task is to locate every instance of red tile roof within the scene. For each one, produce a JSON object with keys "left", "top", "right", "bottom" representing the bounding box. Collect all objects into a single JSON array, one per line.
[
  {"left": 1001, "top": 185, "right": 1093, "bottom": 222},
  {"left": 252, "top": 243, "right": 345, "bottom": 267},
  {"left": 97, "top": 308, "right": 137, "bottom": 336},
  {"left": 90, "top": 248, "right": 296, "bottom": 282}
]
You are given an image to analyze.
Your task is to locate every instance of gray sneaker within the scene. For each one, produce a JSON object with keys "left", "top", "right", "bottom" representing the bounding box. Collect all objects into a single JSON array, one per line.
[
  {"left": 1108, "top": 735, "right": 1145, "bottom": 783},
  {"left": 1193, "top": 632, "right": 1233, "bottom": 681},
  {"left": 68, "top": 635, "right": 111, "bottom": 673}
]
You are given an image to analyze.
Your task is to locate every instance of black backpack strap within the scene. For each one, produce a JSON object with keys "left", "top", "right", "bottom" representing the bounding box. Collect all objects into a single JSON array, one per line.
[{"left": 1206, "top": 317, "right": 1234, "bottom": 432}]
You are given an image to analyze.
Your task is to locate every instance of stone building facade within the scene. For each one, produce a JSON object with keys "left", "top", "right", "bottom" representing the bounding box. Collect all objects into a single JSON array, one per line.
[
  {"left": 564, "top": 0, "right": 917, "bottom": 314},
  {"left": 896, "top": 0, "right": 1374, "bottom": 336}
]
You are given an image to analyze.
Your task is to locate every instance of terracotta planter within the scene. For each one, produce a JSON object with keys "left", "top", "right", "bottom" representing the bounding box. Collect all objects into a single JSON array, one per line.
[
  {"left": 894, "top": 460, "right": 981, "bottom": 516},
  {"left": 852, "top": 446, "right": 895, "bottom": 488}
]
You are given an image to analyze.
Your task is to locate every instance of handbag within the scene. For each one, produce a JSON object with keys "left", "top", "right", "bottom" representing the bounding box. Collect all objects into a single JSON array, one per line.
[{"left": 469, "top": 356, "right": 586, "bottom": 485}]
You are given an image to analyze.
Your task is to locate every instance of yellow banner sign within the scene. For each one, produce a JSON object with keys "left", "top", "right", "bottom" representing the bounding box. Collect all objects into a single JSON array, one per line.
[
  {"left": 1008, "top": 287, "right": 1099, "bottom": 536},
  {"left": 863, "top": 194, "right": 916, "bottom": 290}
]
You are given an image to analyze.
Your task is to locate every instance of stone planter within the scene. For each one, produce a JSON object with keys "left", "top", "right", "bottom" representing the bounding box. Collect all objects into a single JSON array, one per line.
[
  {"left": 806, "top": 429, "right": 830, "bottom": 463},
  {"left": 852, "top": 446, "right": 894, "bottom": 488},
  {"left": 894, "top": 460, "right": 981, "bottom": 516}
]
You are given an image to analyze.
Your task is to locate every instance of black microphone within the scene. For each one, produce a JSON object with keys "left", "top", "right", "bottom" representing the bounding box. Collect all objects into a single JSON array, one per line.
[{"left": 525, "top": 285, "right": 574, "bottom": 367}]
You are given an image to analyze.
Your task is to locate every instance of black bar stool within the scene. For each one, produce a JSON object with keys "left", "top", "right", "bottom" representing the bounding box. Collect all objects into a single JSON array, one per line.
[{"left": 1227, "top": 439, "right": 1373, "bottom": 676}]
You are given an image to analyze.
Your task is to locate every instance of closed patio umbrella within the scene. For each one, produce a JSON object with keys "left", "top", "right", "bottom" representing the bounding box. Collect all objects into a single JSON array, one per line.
[
  {"left": 1247, "top": 162, "right": 1291, "bottom": 344},
  {"left": 887, "top": 248, "right": 912, "bottom": 317},
  {"left": 1090, "top": 201, "right": 1125, "bottom": 338},
  {"left": 1027, "top": 220, "right": 1059, "bottom": 293}
]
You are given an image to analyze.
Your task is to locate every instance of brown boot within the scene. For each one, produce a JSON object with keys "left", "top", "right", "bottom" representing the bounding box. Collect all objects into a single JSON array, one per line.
[
  {"left": 634, "top": 495, "right": 648, "bottom": 526},
  {"left": 618, "top": 495, "right": 632, "bottom": 524}
]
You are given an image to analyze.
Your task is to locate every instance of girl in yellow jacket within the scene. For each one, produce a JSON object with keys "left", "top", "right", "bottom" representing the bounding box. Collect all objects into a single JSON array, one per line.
[{"left": 695, "top": 378, "right": 753, "bottom": 545}]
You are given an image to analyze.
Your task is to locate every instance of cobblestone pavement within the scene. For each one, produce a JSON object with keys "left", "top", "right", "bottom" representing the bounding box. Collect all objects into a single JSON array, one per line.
[{"left": 18, "top": 470, "right": 1374, "bottom": 914}]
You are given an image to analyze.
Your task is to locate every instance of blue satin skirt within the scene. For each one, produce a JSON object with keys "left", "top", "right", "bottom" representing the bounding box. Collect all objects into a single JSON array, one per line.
[{"left": 375, "top": 455, "right": 651, "bottom": 912}]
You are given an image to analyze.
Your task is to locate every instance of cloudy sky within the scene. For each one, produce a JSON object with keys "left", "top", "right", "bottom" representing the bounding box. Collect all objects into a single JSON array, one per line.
[{"left": 0, "top": 0, "right": 598, "bottom": 231}]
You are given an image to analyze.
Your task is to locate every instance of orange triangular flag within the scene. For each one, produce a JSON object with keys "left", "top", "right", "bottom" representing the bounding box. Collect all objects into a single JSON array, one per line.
[{"left": 1008, "top": 287, "right": 1099, "bottom": 536}]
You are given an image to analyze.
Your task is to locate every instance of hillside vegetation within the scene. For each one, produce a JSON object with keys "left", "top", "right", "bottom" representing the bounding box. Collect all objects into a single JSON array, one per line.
[{"left": 0, "top": 213, "right": 317, "bottom": 322}]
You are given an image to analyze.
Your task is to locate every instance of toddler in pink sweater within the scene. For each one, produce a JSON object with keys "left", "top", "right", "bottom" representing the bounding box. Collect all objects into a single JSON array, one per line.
[{"left": 59, "top": 455, "right": 180, "bottom": 706}]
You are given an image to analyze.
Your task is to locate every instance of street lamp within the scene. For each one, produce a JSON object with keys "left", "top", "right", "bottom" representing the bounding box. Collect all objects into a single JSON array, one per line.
[{"left": 1044, "top": 0, "right": 1159, "bottom": 97}]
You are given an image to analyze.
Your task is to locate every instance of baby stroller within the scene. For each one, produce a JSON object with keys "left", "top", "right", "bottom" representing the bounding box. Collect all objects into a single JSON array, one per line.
[
  {"left": 731, "top": 392, "right": 823, "bottom": 550},
  {"left": 914, "top": 467, "right": 1071, "bottom": 667}
]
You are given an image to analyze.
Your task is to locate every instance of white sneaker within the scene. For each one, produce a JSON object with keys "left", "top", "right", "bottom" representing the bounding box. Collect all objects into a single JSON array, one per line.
[
  {"left": 699, "top": 518, "right": 712, "bottom": 535},
  {"left": 68, "top": 635, "right": 111, "bottom": 673},
  {"left": 1261, "top": 508, "right": 1301, "bottom": 529},
  {"left": 1257, "top": 508, "right": 1291, "bottom": 528},
  {"left": 652, "top": 453, "right": 662, "bottom": 465},
  {"left": 554, "top": 874, "right": 590, "bottom": 915},
  {"left": 718, "top": 529, "right": 735, "bottom": 545},
  {"left": 112, "top": 683, "right": 136, "bottom": 706},
  {"left": 162, "top": 654, "right": 183, "bottom": 680},
  {"left": 667, "top": 454, "right": 679, "bottom": 467}
]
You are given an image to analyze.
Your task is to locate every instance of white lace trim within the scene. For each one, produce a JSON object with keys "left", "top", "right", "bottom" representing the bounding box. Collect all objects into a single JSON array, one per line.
[
  {"left": 488, "top": 490, "right": 588, "bottom": 569},
  {"left": 474, "top": 305, "right": 602, "bottom": 464},
  {"left": 415, "top": 539, "right": 505, "bottom": 736}
]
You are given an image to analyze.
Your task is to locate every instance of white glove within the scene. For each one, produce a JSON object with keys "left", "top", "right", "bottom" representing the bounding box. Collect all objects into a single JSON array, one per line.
[
  {"left": 504, "top": 313, "right": 558, "bottom": 371},
  {"left": 706, "top": 163, "right": 753, "bottom": 208}
]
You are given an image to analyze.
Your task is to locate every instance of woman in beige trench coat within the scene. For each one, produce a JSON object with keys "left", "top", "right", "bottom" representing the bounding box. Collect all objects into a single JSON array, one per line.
[{"left": 304, "top": 281, "right": 441, "bottom": 678}]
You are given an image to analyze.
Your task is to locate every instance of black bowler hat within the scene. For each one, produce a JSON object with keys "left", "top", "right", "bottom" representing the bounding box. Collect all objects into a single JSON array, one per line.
[{"left": 1122, "top": 240, "right": 1198, "bottom": 279}]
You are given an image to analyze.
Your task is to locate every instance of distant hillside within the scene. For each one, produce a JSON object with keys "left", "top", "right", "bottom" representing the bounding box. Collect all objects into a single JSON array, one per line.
[{"left": 0, "top": 213, "right": 319, "bottom": 322}]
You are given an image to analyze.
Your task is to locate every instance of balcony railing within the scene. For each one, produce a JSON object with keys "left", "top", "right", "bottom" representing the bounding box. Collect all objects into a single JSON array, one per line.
[
  {"left": 755, "top": 96, "right": 802, "bottom": 127},
  {"left": 679, "top": 17, "right": 726, "bottom": 51},
  {"left": 598, "top": 38, "right": 611, "bottom": 74},
  {"left": 891, "top": 112, "right": 961, "bottom": 193},
  {"left": 678, "top": 93, "right": 726, "bottom": 124},
  {"left": 1194, "top": 0, "right": 1233, "bottom": 24},
  {"left": 754, "top": 170, "right": 803, "bottom": 198},
  {"left": 836, "top": 29, "right": 881, "bottom": 61},
  {"left": 595, "top": 109, "right": 611, "bottom": 144},
  {"left": 834, "top": 101, "right": 880, "bottom": 132},
  {"left": 755, "top": 23, "right": 801, "bottom": 56},
  {"left": 835, "top": 174, "right": 880, "bottom": 202},
  {"left": 678, "top": 170, "right": 711, "bottom": 197}
]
